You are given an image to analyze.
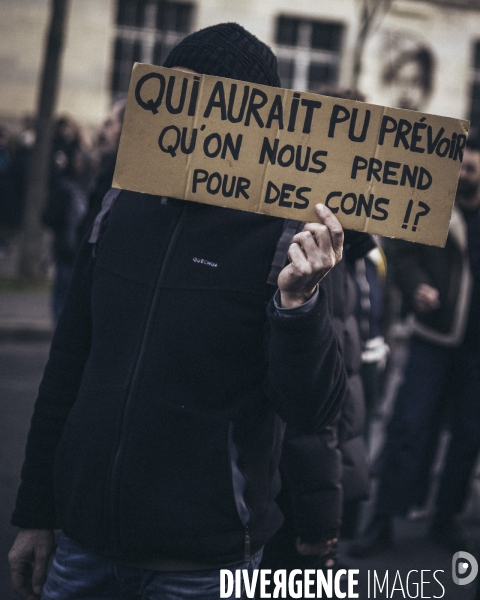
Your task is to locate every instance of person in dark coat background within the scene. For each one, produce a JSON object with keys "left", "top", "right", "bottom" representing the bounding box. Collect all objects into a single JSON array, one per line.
[
  {"left": 261, "top": 230, "right": 373, "bottom": 581},
  {"left": 351, "top": 133, "right": 480, "bottom": 556},
  {"left": 260, "top": 86, "right": 374, "bottom": 581},
  {"left": 354, "top": 246, "right": 389, "bottom": 442},
  {"left": 43, "top": 145, "right": 87, "bottom": 322},
  {"left": 1, "top": 117, "right": 36, "bottom": 248}
]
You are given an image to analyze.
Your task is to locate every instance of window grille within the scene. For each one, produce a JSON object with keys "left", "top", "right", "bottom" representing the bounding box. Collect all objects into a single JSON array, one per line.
[
  {"left": 275, "top": 16, "right": 343, "bottom": 91},
  {"left": 111, "top": 0, "right": 194, "bottom": 99}
]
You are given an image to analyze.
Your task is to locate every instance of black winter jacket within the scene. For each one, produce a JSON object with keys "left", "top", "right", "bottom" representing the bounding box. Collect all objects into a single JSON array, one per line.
[
  {"left": 277, "top": 235, "right": 372, "bottom": 544},
  {"left": 12, "top": 192, "right": 346, "bottom": 564}
]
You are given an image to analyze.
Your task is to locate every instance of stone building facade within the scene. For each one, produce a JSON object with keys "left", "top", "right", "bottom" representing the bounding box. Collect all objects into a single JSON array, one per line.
[{"left": 0, "top": 0, "right": 479, "bottom": 128}]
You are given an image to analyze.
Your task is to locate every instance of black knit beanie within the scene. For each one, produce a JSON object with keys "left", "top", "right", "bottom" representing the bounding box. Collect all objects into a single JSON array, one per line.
[{"left": 163, "top": 23, "right": 280, "bottom": 88}]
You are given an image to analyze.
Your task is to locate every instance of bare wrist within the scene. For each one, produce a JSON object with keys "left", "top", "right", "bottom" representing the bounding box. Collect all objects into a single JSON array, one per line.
[{"left": 279, "top": 286, "right": 317, "bottom": 309}]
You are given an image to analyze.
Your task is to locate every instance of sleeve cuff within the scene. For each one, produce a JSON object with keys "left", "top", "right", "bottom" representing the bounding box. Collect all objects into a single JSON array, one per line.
[{"left": 272, "top": 287, "right": 319, "bottom": 317}]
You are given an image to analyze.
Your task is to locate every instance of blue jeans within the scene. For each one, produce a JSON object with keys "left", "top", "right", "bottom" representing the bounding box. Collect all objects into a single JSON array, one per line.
[{"left": 41, "top": 534, "right": 263, "bottom": 600}]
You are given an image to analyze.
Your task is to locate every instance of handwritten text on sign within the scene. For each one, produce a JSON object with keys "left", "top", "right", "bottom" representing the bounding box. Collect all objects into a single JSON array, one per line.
[{"left": 113, "top": 64, "right": 469, "bottom": 247}]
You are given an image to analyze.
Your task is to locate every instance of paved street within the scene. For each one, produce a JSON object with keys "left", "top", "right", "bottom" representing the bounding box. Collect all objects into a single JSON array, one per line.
[
  {"left": 337, "top": 507, "right": 478, "bottom": 599},
  {"left": 1, "top": 339, "right": 50, "bottom": 600},
  {"left": 1, "top": 335, "right": 479, "bottom": 599}
]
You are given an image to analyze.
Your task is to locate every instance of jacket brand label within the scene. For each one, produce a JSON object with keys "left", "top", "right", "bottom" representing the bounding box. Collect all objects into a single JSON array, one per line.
[{"left": 193, "top": 257, "right": 218, "bottom": 268}]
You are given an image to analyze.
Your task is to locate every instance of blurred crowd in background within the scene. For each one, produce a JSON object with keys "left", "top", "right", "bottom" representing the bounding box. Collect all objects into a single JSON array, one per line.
[{"left": 0, "top": 100, "right": 125, "bottom": 319}]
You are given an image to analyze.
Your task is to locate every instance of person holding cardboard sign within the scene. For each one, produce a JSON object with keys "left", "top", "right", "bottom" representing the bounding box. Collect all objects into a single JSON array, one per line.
[{"left": 8, "top": 24, "right": 348, "bottom": 600}]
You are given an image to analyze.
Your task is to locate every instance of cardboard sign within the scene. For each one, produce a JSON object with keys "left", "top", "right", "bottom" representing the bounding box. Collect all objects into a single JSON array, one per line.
[{"left": 113, "top": 63, "right": 469, "bottom": 247}]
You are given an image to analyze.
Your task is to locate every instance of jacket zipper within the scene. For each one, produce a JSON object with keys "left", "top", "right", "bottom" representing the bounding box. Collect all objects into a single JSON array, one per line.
[
  {"left": 228, "top": 421, "right": 253, "bottom": 563},
  {"left": 244, "top": 526, "right": 251, "bottom": 563},
  {"left": 241, "top": 468, "right": 252, "bottom": 563},
  {"left": 106, "top": 204, "right": 186, "bottom": 552}
]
